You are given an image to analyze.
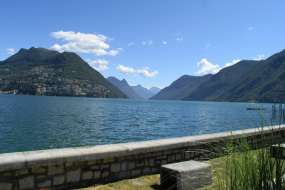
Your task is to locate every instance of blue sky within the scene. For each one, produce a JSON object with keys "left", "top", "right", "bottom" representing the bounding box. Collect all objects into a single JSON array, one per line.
[{"left": 1, "top": 0, "right": 285, "bottom": 88}]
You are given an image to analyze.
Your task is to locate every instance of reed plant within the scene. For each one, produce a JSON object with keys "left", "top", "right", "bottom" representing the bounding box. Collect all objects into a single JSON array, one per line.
[
  {"left": 215, "top": 143, "right": 285, "bottom": 190},
  {"left": 215, "top": 105, "right": 285, "bottom": 190}
]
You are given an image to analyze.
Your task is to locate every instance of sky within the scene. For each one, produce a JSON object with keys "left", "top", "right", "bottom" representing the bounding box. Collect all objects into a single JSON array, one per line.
[{"left": 1, "top": 0, "right": 285, "bottom": 88}]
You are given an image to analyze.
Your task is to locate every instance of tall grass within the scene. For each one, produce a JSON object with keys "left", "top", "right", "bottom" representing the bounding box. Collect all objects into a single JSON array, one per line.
[
  {"left": 216, "top": 142, "right": 285, "bottom": 190},
  {"left": 216, "top": 105, "right": 285, "bottom": 190}
]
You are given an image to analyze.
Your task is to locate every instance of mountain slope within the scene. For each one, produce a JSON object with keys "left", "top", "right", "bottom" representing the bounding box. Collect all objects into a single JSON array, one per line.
[
  {"left": 220, "top": 49, "right": 285, "bottom": 102},
  {"left": 107, "top": 77, "right": 142, "bottom": 99},
  {"left": 184, "top": 60, "right": 258, "bottom": 101},
  {"left": 151, "top": 74, "right": 212, "bottom": 100},
  {"left": 184, "top": 49, "right": 285, "bottom": 103},
  {"left": 0, "top": 47, "right": 126, "bottom": 98},
  {"left": 149, "top": 87, "right": 160, "bottom": 94},
  {"left": 132, "top": 85, "right": 155, "bottom": 99}
]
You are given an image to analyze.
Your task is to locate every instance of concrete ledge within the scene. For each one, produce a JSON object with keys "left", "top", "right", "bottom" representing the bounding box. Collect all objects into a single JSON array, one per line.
[
  {"left": 0, "top": 125, "right": 284, "bottom": 190},
  {"left": 161, "top": 160, "right": 212, "bottom": 190},
  {"left": 0, "top": 125, "right": 283, "bottom": 171}
]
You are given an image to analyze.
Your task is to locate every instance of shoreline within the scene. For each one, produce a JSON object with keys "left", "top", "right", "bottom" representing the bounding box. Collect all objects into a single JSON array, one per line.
[{"left": 0, "top": 125, "right": 284, "bottom": 189}]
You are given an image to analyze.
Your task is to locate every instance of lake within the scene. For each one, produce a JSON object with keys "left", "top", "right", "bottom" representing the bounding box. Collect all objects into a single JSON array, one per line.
[{"left": 0, "top": 95, "right": 279, "bottom": 153}]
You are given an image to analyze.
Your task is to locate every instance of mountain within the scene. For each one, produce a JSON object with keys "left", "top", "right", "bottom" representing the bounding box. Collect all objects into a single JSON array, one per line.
[
  {"left": 0, "top": 47, "right": 126, "bottom": 98},
  {"left": 107, "top": 77, "right": 160, "bottom": 99},
  {"left": 188, "top": 49, "right": 285, "bottom": 102},
  {"left": 184, "top": 60, "right": 258, "bottom": 101},
  {"left": 149, "top": 87, "right": 161, "bottom": 94},
  {"left": 107, "top": 77, "right": 142, "bottom": 99},
  {"left": 132, "top": 85, "right": 155, "bottom": 99},
  {"left": 154, "top": 49, "right": 285, "bottom": 103},
  {"left": 151, "top": 74, "right": 212, "bottom": 100},
  {"left": 212, "top": 49, "right": 285, "bottom": 102}
]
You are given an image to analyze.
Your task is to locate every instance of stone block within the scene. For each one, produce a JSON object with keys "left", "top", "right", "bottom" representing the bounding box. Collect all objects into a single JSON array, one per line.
[
  {"left": 176, "top": 153, "right": 182, "bottom": 161},
  {"left": 48, "top": 165, "right": 64, "bottom": 175},
  {"left": 102, "top": 171, "right": 109, "bottom": 178},
  {"left": 101, "top": 164, "right": 109, "bottom": 169},
  {"left": 0, "top": 182, "right": 13, "bottom": 190},
  {"left": 131, "top": 169, "right": 141, "bottom": 176},
  {"left": 31, "top": 166, "right": 46, "bottom": 174},
  {"left": 36, "top": 175, "right": 48, "bottom": 181},
  {"left": 103, "top": 157, "right": 114, "bottom": 163},
  {"left": 161, "top": 159, "right": 167, "bottom": 165},
  {"left": 19, "top": 176, "right": 34, "bottom": 190},
  {"left": 160, "top": 160, "right": 212, "bottom": 190},
  {"left": 185, "top": 151, "right": 193, "bottom": 160},
  {"left": 110, "top": 163, "right": 120, "bottom": 173},
  {"left": 37, "top": 180, "right": 51, "bottom": 188},
  {"left": 168, "top": 155, "right": 176, "bottom": 162},
  {"left": 149, "top": 158, "right": 155, "bottom": 166},
  {"left": 87, "top": 160, "right": 98, "bottom": 166},
  {"left": 82, "top": 171, "right": 93, "bottom": 180},
  {"left": 66, "top": 169, "right": 80, "bottom": 183},
  {"left": 142, "top": 167, "right": 151, "bottom": 174},
  {"left": 65, "top": 162, "right": 74, "bottom": 168},
  {"left": 53, "top": 175, "right": 65, "bottom": 186},
  {"left": 16, "top": 169, "right": 29, "bottom": 176},
  {"left": 121, "top": 162, "right": 127, "bottom": 171},
  {"left": 118, "top": 171, "right": 128, "bottom": 179},
  {"left": 94, "top": 171, "right": 101, "bottom": 179},
  {"left": 135, "top": 160, "right": 144, "bottom": 167},
  {"left": 128, "top": 162, "right": 135, "bottom": 169},
  {"left": 91, "top": 165, "right": 100, "bottom": 170}
]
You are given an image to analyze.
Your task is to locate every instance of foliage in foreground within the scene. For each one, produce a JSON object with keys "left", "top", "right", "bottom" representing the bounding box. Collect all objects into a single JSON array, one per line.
[{"left": 213, "top": 142, "right": 285, "bottom": 190}]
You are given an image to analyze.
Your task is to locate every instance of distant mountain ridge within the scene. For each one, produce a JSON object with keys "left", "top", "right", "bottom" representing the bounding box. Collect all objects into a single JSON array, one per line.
[
  {"left": 0, "top": 47, "right": 126, "bottom": 98},
  {"left": 151, "top": 74, "right": 212, "bottom": 100},
  {"left": 184, "top": 60, "right": 258, "bottom": 101},
  {"left": 132, "top": 85, "right": 155, "bottom": 99},
  {"left": 107, "top": 77, "right": 142, "bottom": 99},
  {"left": 154, "top": 49, "right": 285, "bottom": 103},
  {"left": 149, "top": 87, "right": 160, "bottom": 94},
  {"left": 107, "top": 76, "right": 160, "bottom": 99}
]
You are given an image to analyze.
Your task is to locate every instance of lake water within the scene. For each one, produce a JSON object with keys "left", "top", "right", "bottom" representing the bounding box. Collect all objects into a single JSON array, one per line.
[{"left": 0, "top": 95, "right": 278, "bottom": 153}]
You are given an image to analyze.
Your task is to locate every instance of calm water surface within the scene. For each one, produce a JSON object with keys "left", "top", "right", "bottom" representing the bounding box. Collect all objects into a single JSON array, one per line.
[{"left": 0, "top": 95, "right": 276, "bottom": 153}]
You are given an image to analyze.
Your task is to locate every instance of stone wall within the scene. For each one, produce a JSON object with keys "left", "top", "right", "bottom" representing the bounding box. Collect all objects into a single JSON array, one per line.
[{"left": 0, "top": 125, "right": 285, "bottom": 190}]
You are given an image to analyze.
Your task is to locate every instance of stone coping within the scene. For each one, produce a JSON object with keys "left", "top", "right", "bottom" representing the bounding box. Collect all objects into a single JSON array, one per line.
[
  {"left": 161, "top": 160, "right": 210, "bottom": 172},
  {"left": 0, "top": 125, "right": 284, "bottom": 172}
]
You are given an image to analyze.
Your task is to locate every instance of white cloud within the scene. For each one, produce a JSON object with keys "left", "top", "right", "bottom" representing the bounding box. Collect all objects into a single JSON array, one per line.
[
  {"left": 196, "top": 54, "right": 266, "bottom": 76},
  {"left": 116, "top": 65, "right": 158, "bottom": 78},
  {"left": 136, "top": 67, "right": 158, "bottom": 78},
  {"left": 88, "top": 59, "right": 109, "bottom": 71},
  {"left": 253, "top": 54, "right": 266, "bottom": 61},
  {"left": 116, "top": 65, "right": 135, "bottom": 74},
  {"left": 197, "top": 58, "right": 242, "bottom": 75},
  {"left": 141, "top": 40, "right": 153, "bottom": 46},
  {"left": 224, "top": 59, "right": 241, "bottom": 67},
  {"left": 197, "top": 58, "right": 221, "bottom": 75},
  {"left": 50, "top": 31, "right": 120, "bottom": 56},
  {"left": 6, "top": 48, "right": 16, "bottom": 55},
  {"left": 162, "top": 41, "right": 167, "bottom": 45},
  {"left": 248, "top": 26, "right": 255, "bottom": 31}
]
